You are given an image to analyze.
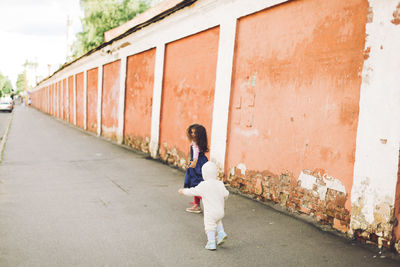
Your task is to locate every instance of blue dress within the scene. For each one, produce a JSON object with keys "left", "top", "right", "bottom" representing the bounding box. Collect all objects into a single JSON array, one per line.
[{"left": 184, "top": 145, "right": 208, "bottom": 188}]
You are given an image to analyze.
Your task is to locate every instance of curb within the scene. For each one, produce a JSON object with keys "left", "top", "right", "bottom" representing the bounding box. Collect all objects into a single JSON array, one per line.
[{"left": 0, "top": 111, "right": 14, "bottom": 163}]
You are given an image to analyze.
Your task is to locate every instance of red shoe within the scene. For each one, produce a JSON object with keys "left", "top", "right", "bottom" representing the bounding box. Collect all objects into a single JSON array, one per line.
[{"left": 186, "top": 204, "right": 202, "bottom": 213}]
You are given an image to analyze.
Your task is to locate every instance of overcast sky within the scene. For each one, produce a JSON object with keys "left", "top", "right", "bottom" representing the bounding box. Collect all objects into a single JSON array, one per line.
[{"left": 0, "top": 0, "right": 82, "bottom": 87}]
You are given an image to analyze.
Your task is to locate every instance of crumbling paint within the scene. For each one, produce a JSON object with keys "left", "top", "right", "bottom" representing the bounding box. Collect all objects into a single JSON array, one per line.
[
  {"left": 63, "top": 79, "right": 68, "bottom": 121},
  {"left": 123, "top": 48, "right": 155, "bottom": 153},
  {"left": 124, "top": 135, "right": 150, "bottom": 153},
  {"left": 159, "top": 142, "right": 188, "bottom": 169},
  {"left": 351, "top": 0, "right": 400, "bottom": 251},
  {"left": 68, "top": 76, "right": 74, "bottom": 124},
  {"left": 226, "top": 165, "right": 350, "bottom": 233},
  {"left": 87, "top": 68, "right": 98, "bottom": 133},
  {"left": 350, "top": 177, "right": 395, "bottom": 248},
  {"left": 363, "top": 47, "right": 371, "bottom": 60},
  {"left": 391, "top": 3, "right": 400, "bottom": 25},
  {"left": 101, "top": 60, "right": 121, "bottom": 140},
  {"left": 158, "top": 27, "right": 219, "bottom": 165},
  {"left": 76, "top": 72, "right": 84, "bottom": 128},
  {"left": 57, "top": 81, "right": 62, "bottom": 119},
  {"left": 225, "top": 0, "right": 367, "bottom": 214}
]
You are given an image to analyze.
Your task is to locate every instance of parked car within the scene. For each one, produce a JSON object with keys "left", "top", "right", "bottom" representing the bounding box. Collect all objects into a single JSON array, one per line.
[{"left": 0, "top": 97, "right": 14, "bottom": 112}]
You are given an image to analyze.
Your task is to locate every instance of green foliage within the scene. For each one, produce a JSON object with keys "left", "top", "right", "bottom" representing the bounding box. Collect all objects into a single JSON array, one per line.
[
  {"left": 72, "top": 0, "right": 150, "bottom": 59},
  {"left": 16, "top": 71, "right": 26, "bottom": 93},
  {"left": 0, "top": 72, "right": 13, "bottom": 98}
]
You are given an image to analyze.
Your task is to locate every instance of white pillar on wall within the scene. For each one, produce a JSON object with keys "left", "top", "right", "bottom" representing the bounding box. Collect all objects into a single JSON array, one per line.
[
  {"left": 84, "top": 70, "right": 88, "bottom": 130},
  {"left": 73, "top": 74, "right": 77, "bottom": 125},
  {"left": 66, "top": 77, "right": 69, "bottom": 121},
  {"left": 149, "top": 44, "right": 165, "bottom": 158},
  {"left": 60, "top": 79, "right": 64, "bottom": 119},
  {"left": 117, "top": 56, "right": 127, "bottom": 144},
  {"left": 55, "top": 82, "right": 58, "bottom": 118},
  {"left": 97, "top": 65, "right": 103, "bottom": 136},
  {"left": 210, "top": 17, "right": 237, "bottom": 171},
  {"left": 351, "top": 0, "right": 400, "bottom": 233}
]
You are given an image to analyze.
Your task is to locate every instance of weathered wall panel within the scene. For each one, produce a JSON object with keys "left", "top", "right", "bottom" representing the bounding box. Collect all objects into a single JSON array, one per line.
[
  {"left": 50, "top": 84, "right": 54, "bottom": 116},
  {"left": 159, "top": 27, "right": 219, "bottom": 167},
  {"left": 68, "top": 76, "right": 74, "bottom": 124},
  {"left": 63, "top": 79, "right": 67, "bottom": 121},
  {"left": 87, "top": 68, "right": 98, "bottom": 134},
  {"left": 58, "top": 81, "right": 62, "bottom": 119},
  {"left": 225, "top": 0, "right": 368, "bottom": 232},
  {"left": 76, "top": 72, "right": 84, "bottom": 128},
  {"left": 123, "top": 48, "right": 156, "bottom": 153},
  {"left": 101, "top": 60, "right": 121, "bottom": 140}
]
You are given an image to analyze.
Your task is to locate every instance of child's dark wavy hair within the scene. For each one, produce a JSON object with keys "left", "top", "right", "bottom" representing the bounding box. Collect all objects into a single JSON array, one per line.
[{"left": 187, "top": 124, "right": 209, "bottom": 153}]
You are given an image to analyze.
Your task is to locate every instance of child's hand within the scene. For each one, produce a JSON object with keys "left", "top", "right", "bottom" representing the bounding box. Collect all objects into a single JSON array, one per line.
[{"left": 178, "top": 188, "right": 184, "bottom": 195}]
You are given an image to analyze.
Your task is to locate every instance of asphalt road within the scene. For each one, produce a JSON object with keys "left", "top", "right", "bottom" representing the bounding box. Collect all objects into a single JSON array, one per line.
[
  {"left": 0, "top": 106, "right": 398, "bottom": 266},
  {"left": 0, "top": 108, "right": 12, "bottom": 139}
]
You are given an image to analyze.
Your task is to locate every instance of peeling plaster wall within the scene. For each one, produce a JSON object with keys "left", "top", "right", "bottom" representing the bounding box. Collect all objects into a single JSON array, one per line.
[
  {"left": 76, "top": 72, "right": 84, "bottom": 129},
  {"left": 63, "top": 79, "right": 68, "bottom": 121},
  {"left": 57, "top": 81, "right": 62, "bottom": 119},
  {"left": 87, "top": 68, "right": 98, "bottom": 134},
  {"left": 225, "top": 0, "right": 368, "bottom": 233},
  {"left": 101, "top": 60, "right": 121, "bottom": 141},
  {"left": 158, "top": 27, "right": 219, "bottom": 167},
  {"left": 351, "top": 0, "right": 400, "bottom": 248},
  {"left": 68, "top": 76, "right": 74, "bottom": 124},
  {"left": 124, "top": 48, "right": 156, "bottom": 153}
]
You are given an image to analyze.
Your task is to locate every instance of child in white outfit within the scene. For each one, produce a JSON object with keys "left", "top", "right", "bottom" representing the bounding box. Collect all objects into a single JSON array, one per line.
[{"left": 178, "top": 161, "right": 229, "bottom": 250}]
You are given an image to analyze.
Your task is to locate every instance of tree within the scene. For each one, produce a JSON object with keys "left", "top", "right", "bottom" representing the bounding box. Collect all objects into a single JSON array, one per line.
[
  {"left": 72, "top": 0, "right": 150, "bottom": 59},
  {"left": 16, "top": 71, "right": 27, "bottom": 94},
  {"left": 0, "top": 72, "right": 13, "bottom": 98}
]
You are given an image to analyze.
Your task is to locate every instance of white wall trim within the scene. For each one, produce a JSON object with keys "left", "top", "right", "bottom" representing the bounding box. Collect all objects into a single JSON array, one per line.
[
  {"left": 117, "top": 56, "right": 127, "bottom": 144},
  {"left": 84, "top": 70, "right": 88, "bottom": 130},
  {"left": 149, "top": 44, "right": 165, "bottom": 158},
  {"left": 60, "top": 79, "right": 64, "bottom": 119},
  {"left": 66, "top": 77, "right": 69, "bottom": 121},
  {"left": 210, "top": 17, "right": 237, "bottom": 171},
  {"left": 97, "top": 65, "right": 103, "bottom": 136},
  {"left": 351, "top": 0, "right": 400, "bottom": 227},
  {"left": 73, "top": 74, "right": 77, "bottom": 125}
]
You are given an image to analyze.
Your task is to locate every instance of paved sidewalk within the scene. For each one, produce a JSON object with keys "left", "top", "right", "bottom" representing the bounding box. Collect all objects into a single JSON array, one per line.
[{"left": 0, "top": 106, "right": 398, "bottom": 266}]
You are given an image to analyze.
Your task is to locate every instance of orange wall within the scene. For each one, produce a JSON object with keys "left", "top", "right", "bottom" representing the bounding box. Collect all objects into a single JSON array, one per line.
[
  {"left": 68, "top": 76, "right": 74, "bottom": 124},
  {"left": 124, "top": 48, "right": 156, "bottom": 147},
  {"left": 50, "top": 84, "right": 54, "bottom": 116},
  {"left": 76, "top": 72, "right": 84, "bottom": 128},
  {"left": 63, "top": 79, "right": 67, "bottom": 121},
  {"left": 44, "top": 87, "right": 47, "bottom": 113},
  {"left": 87, "top": 68, "right": 98, "bottom": 133},
  {"left": 225, "top": 0, "right": 367, "bottom": 210},
  {"left": 58, "top": 81, "right": 62, "bottom": 119},
  {"left": 102, "top": 60, "right": 121, "bottom": 140},
  {"left": 159, "top": 27, "right": 219, "bottom": 159}
]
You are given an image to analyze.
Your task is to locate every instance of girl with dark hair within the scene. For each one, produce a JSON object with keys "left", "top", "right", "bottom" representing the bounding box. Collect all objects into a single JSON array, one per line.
[{"left": 184, "top": 124, "right": 209, "bottom": 213}]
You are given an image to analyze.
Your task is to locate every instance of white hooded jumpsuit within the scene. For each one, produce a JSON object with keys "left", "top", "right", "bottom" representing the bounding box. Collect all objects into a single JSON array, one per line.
[{"left": 182, "top": 162, "right": 229, "bottom": 232}]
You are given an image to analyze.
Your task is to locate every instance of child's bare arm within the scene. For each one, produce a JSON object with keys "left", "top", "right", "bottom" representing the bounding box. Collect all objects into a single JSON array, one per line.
[{"left": 188, "top": 158, "right": 198, "bottom": 168}]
